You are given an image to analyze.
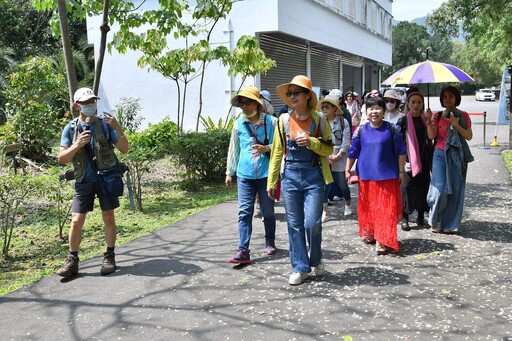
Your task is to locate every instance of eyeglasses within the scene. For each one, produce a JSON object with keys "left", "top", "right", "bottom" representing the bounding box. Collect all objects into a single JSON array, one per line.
[
  {"left": 285, "top": 90, "right": 305, "bottom": 98},
  {"left": 239, "top": 99, "right": 253, "bottom": 107},
  {"left": 321, "top": 105, "right": 333, "bottom": 111}
]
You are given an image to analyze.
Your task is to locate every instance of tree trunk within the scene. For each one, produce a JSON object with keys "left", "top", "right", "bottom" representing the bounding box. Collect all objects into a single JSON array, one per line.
[
  {"left": 57, "top": 0, "right": 78, "bottom": 116},
  {"left": 93, "top": 0, "right": 111, "bottom": 96}
]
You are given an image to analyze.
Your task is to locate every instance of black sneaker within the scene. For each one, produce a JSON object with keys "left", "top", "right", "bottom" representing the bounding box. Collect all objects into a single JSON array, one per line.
[
  {"left": 56, "top": 255, "right": 79, "bottom": 277},
  {"left": 416, "top": 212, "right": 428, "bottom": 227},
  {"left": 100, "top": 252, "right": 117, "bottom": 275},
  {"left": 400, "top": 218, "right": 411, "bottom": 231}
]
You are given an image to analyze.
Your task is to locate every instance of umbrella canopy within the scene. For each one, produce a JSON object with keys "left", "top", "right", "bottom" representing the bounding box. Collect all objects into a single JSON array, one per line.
[
  {"left": 382, "top": 60, "right": 474, "bottom": 86},
  {"left": 382, "top": 60, "right": 474, "bottom": 107}
]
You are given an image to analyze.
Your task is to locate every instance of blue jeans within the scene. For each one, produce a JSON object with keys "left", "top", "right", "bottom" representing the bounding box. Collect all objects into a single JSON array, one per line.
[
  {"left": 427, "top": 148, "right": 466, "bottom": 231},
  {"left": 237, "top": 177, "right": 276, "bottom": 252},
  {"left": 324, "top": 171, "right": 351, "bottom": 204},
  {"left": 281, "top": 166, "right": 324, "bottom": 273}
]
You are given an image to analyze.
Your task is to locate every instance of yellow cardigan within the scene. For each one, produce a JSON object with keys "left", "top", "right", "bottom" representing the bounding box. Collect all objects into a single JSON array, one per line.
[{"left": 267, "top": 110, "right": 334, "bottom": 189}]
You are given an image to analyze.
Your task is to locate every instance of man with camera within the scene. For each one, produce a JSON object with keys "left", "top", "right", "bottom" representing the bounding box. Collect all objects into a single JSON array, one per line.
[{"left": 57, "top": 87, "right": 128, "bottom": 277}]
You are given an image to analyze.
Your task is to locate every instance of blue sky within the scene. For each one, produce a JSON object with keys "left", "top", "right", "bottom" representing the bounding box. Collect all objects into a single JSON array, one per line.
[{"left": 392, "top": 0, "right": 446, "bottom": 22}]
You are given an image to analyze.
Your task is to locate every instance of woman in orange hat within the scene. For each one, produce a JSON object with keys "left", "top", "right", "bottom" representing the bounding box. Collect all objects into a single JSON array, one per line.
[{"left": 267, "top": 75, "right": 333, "bottom": 285}]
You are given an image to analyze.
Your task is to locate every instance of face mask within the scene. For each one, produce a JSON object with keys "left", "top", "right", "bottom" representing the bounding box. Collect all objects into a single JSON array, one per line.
[
  {"left": 80, "top": 103, "right": 97, "bottom": 117},
  {"left": 244, "top": 111, "right": 257, "bottom": 118},
  {"left": 386, "top": 102, "right": 396, "bottom": 111}
]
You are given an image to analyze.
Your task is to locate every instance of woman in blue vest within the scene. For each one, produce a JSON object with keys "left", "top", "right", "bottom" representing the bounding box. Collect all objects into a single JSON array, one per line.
[
  {"left": 226, "top": 86, "right": 277, "bottom": 264},
  {"left": 267, "top": 75, "right": 333, "bottom": 285}
]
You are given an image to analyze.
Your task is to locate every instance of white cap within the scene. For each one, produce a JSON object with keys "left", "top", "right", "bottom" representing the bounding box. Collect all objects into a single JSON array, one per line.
[
  {"left": 353, "top": 92, "right": 358, "bottom": 97},
  {"left": 73, "top": 87, "right": 99, "bottom": 103},
  {"left": 329, "top": 89, "right": 343, "bottom": 97}
]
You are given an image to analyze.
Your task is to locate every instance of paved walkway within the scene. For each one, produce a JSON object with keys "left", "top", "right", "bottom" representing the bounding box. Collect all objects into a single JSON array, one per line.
[{"left": 1, "top": 99, "right": 511, "bottom": 340}]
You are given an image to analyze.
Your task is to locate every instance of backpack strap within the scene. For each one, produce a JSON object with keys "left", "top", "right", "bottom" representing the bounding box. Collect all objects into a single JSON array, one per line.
[
  {"left": 357, "top": 122, "right": 395, "bottom": 142},
  {"left": 69, "top": 116, "right": 111, "bottom": 143},
  {"left": 242, "top": 114, "right": 269, "bottom": 145},
  {"left": 69, "top": 117, "right": 80, "bottom": 141}
]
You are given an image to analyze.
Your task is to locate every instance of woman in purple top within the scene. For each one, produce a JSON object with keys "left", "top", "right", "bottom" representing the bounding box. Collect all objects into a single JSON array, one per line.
[{"left": 345, "top": 96, "right": 407, "bottom": 255}]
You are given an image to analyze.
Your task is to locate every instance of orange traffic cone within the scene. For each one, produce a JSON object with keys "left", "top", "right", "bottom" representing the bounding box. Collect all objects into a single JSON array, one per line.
[{"left": 490, "top": 135, "right": 500, "bottom": 147}]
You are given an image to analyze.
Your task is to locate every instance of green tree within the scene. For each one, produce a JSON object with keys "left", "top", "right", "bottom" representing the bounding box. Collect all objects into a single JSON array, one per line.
[
  {"left": 3, "top": 57, "right": 67, "bottom": 162},
  {"left": 428, "top": 0, "right": 511, "bottom": 69},
  {"left": 450, "top": 40, "right": 501, "bottom": 88},
  {"left": 383, "top": 22, "right": 453, "bottom": 80},
  {"left": 221, "top": 35, "right": 276, "bottom": 123},
  {"left": 114, "top": 97, "right": 144, "bottom": 134}
]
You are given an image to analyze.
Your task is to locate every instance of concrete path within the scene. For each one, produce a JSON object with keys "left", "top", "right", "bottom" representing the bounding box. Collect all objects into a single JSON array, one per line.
[{"left": 1, "top": 97, "right": 511, "bottom": 340}]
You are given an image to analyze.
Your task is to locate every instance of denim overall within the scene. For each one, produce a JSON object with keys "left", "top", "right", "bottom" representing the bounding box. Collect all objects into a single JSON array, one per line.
[{"left": 281, "top": 130, "right": 325, "bottom": 273}]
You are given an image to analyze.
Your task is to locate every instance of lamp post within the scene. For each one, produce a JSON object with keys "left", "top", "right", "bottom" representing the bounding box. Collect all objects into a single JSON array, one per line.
[{"left": 508, "top": 64, "right": 512, "bottom": 150}]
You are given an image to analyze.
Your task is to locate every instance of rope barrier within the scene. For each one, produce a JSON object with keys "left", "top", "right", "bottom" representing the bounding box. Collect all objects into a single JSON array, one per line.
[{"left": 467, "top": 112, "right": 489, "bottom": 149}]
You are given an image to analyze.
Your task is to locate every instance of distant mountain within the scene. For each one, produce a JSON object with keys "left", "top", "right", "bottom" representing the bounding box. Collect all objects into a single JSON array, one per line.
[
  {"left": 411, "top": 17, "right": 427, "bottom": 26},
  {"left": 392, "top": 16, "right": 427, "bottom": 26},
  {"left": 392, "top": 16, "right": 465, "bottom": 42}
]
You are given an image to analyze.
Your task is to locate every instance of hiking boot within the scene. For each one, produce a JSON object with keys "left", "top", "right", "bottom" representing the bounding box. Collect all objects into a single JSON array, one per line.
[
  {"left": 100, "top": 252, "right": 117, "bottom": 275},
  {"left": 265, "top": 239, "right": 277, "bottom": 255},
  {"left": 314, "top": 259, "right": 326, "bottom": 276},
  {"left": 400, "top": 218, "right": 411, "bottom": 231},
  {"left": 229, "top": 248, "right": 251, "bottom": 264},
  {"left": 288, "top": 272, "right": 308, "bottom": 285},
  {"left": 56, "top": 254, "right": 79, "bottom": 278}
]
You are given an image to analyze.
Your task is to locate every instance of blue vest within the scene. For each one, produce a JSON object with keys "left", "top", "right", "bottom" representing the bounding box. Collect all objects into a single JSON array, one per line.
[{"left": 236, "top": 114, "right": 273, "bottom": 179}]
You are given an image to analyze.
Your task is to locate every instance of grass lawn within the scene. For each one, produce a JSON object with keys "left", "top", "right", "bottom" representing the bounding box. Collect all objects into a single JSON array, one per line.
[
  {"left": 503, "top": 150, "right": 512, "bottom": 180},
  {"left": 0, "top": 167, "right": 236, "bottom": 296}
]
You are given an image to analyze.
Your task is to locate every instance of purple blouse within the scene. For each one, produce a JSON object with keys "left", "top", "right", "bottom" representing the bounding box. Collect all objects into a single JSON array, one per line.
[{"left": 348, "top": 121, "right": 407, "bottom": 181}]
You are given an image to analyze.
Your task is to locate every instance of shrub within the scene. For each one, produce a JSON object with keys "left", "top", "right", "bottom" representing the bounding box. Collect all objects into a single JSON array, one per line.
[
  {"left": 0, "top": 173, "right": 45, "bottom": 257},
  {"left": 169, "top": 130, "right": 230, "bottom": 181},
  {"left": 3, "top": 57, "right": 67, "bottom": 162},
  {"left": 120, "top": 118, "right": 178, "bottom": 211}
]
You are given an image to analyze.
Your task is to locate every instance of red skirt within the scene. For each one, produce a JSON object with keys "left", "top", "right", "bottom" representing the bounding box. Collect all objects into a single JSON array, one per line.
[{"left": 358, "top": 179, "right": 402, "bottom": 252}]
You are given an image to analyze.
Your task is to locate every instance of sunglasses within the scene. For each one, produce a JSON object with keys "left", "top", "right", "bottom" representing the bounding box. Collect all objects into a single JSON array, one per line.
[
  {"left": 321, "top": 105, "right": 333, "bottom": 111},
  {"left": 385, "top": 99, "right": 396, "bottom": 103},
  {"left": 285, "top": 90, "right": 305, "bottom": 98},
  {"left": 239, "top": 99, "right": 253, "bottom": 107}
]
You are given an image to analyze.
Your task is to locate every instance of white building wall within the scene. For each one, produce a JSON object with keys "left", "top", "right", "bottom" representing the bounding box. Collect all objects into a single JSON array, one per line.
[{"left": 87, "top": 0, "right": 392, "bottom": 131}]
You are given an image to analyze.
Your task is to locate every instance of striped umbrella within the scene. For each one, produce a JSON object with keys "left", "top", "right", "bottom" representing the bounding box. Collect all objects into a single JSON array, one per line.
[{"left": 382, "top": 60, "right": 474, "bottom": 106}]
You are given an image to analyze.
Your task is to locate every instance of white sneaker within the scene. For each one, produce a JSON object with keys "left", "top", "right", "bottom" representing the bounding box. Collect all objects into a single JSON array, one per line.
[
  {"left": 288, "top": 272, "right": 308, "bottom": 285},
  {"left": 314, "top": 259, "right": 326, "bottom": 276},
  {"left": 344, "top": 205, "right": 353, "bottom": 216},
  {"left": 333, "top": 196, "right": 341, "bottom": 201},
  {"left": 322, "top": 211, "right": 330, "bottom": 223}
]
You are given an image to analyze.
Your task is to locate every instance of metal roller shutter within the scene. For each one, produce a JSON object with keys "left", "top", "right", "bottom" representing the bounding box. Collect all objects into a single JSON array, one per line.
[
  {"left": 310, "top": 48, "right": 340, "bottom": 93},
  {"left": 259, "top": 34, "right": 307, "bottom": 109}
]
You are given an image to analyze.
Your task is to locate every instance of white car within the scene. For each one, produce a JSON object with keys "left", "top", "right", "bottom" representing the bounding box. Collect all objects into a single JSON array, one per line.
[{"left": 475, "top": 89, "right": 496, "bottom": 101}]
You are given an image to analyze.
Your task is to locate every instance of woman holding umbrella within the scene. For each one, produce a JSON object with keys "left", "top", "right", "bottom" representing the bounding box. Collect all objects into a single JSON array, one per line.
[{"left": 425, "top": 86, "right": 473, "bottom": 234}]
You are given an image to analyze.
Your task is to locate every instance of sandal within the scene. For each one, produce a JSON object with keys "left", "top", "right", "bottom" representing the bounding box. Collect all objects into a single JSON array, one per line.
[
  {"left": 363, "top": 236, "right": 376, "bottom": 245},
  {"left": 431, "top": 228, "right": 444, "bottom": 234},
  {"left": 376, "top": 243, "right": 387, "bottom": 255}
]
